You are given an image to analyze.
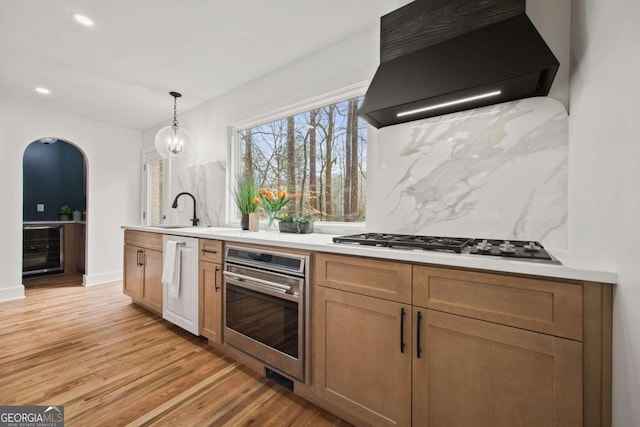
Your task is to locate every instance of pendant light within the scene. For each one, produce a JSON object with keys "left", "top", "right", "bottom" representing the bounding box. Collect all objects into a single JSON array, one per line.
[{"left": 154, "top": 91, "right": 192, "bottom": 159}]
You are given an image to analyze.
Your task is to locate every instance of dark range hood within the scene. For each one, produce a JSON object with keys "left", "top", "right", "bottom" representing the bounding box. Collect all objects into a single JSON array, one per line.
[{"left": 358, "top": 0, "right": 559, "bottom": 128}]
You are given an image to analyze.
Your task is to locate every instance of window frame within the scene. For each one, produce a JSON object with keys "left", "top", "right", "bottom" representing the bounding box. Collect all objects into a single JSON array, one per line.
[{"left": 227, "top": 81, "right": 370, "bottom": 234}]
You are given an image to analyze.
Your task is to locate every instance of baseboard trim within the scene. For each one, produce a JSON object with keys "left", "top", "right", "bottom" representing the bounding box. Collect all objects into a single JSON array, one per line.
[
  {"left": 0, "top": 285, "right": 25, "bottom": 302},
  {"left": 83, "top": 271, "right": 123, "bottom": 287}
]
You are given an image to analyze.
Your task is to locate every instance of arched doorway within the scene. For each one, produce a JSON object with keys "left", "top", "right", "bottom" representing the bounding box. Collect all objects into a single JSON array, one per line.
[{"left": 22, "top": 138, "right": 87, "bottom": 285}]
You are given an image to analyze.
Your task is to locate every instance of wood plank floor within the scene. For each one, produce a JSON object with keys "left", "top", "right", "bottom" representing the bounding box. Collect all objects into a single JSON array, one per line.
[{"left": 1, "top": 276, "right": 350, "bottom": 426}]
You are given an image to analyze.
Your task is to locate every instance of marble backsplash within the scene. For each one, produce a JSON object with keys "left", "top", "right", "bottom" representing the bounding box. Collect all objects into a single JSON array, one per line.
[
  {"left": 167, "top": 160, "right": 226, "bottom": 227},
  {"left": 366, "top": 97, "right": 568, "bottom": 248}
]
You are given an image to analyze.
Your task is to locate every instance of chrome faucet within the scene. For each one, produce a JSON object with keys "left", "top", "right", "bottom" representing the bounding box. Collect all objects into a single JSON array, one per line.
[{"left": 171, "top": 192, "right": 199, "bottom": 226}]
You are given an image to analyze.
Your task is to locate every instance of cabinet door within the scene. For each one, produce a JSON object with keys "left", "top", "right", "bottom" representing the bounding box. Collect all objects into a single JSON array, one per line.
[
  {"left": 412, "top": 309, "right": 582, "bottom": 427},
  {"left": 199, "top": 261, "right": 222, "bottom": 344},
  {"left": 313, "top": 286, "right": 412, "bottom": 427},
  {"left": 141, "top": 249, "right": 163, "bottom": 315},
  {"left": 123, "top": 245, "right": 143, "bottom": 299}
]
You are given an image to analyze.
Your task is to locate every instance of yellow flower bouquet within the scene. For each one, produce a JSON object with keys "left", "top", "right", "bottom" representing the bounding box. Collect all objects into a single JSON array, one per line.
[{"left": 253, "top": 188, "right": 289, "bottom": 230}]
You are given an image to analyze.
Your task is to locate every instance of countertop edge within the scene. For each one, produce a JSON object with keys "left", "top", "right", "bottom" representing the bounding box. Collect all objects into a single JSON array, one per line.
[{"left": 122, "top": 225, "right": 618, "bottom": 284}]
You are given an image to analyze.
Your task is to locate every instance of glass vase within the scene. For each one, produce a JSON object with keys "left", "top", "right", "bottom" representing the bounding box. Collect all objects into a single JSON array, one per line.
[{"left": 265, "top": 210, "right": 278, "bottom": 231}]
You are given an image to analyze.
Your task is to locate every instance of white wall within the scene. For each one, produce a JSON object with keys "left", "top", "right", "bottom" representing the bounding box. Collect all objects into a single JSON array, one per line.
[
  {"left": 569, "top": 0, "right": 640, "bottom": 424},
  {"left": 143, "top": 25, "right": 380, "bottom": 155},
  {"left": 0, "top": 102, "right": 141, "bottom": 300}
]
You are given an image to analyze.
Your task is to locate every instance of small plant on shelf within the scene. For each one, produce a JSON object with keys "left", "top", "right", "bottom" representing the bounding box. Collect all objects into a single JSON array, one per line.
[{"left": 58, "top": 205, "right": 72, "bottom": 220}]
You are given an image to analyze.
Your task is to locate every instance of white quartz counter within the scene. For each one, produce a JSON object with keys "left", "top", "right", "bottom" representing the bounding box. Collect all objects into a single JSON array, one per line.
[{"left": 122, "top": 225, "right": 617, "bottom": 284}]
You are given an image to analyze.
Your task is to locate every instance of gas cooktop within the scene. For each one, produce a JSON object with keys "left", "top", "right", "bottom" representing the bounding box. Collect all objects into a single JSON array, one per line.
[{"left": 332, "top": 233, "right": 561, "bottom": 264}]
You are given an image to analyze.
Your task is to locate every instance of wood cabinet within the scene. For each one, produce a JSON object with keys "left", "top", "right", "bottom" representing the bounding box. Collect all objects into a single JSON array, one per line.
[
  {"left": 411, "top": 309, "right": 582, "bottom": 427},
  {"left": 62, "top": 223, "right": 78, "bottom": 274},
  {"left": 315, "top": 253, "right": 412, "bottom": 303},
  {"left": 140, "top": 249, "right": 163, "bottom": 314},
  {"left": 199, "top": 239, "right": 222, "bottom": 263},
  {"left": 199, "top": 260, "right": 222, "bottom": 344},
  {"left": 123, "top": 231, "right": 163, "bottom": 315},
  {"left": 413, "top": 266, "right": 583, "bottom": 426},
  {"left": 413, "top": 265, "right": 583, "bottom": 340},
  {"left": 75, "top": 223, "right": 86, "bottom": 273},
  {"left": 313, "top": 285, "right": 412, "bottom": 427},
  {"left": 311, "top": 253, "right": 610, "bottom": 427},
  {"left": 123, "top": 244, "right": 143, "bottom": 298},
  {"left": 313, "top": 254, "right": 413, "bottom": 426},
  {"left": 198, "top": 239, "right": 223, "bottom": 345}
]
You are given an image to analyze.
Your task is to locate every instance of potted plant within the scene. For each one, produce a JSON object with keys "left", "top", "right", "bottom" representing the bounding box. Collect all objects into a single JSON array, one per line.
[
  {"left": 232, "top": 175, "right": 258, "bottom": 230},
  {"left": 58, "top": 205, "right": 72, "bottom": 221},
  {"left": 278, "top": 213, "right": 315, "bottom": 234}
]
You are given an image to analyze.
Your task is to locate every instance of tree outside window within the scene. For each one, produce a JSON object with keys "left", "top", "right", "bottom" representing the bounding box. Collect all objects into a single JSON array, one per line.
[{"left": 238, "top": 96, "right": 367, "bottom": 222}]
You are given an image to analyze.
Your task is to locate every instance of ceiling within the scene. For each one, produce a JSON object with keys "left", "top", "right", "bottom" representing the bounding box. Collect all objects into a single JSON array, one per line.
[{"left": 0, "top": 0, "right": 409, "bottom": 130}]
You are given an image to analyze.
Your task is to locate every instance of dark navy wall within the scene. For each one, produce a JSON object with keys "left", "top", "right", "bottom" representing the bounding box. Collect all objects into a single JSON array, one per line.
[{"left": 23, "top": 140, "right": 85, "bottom": 221}]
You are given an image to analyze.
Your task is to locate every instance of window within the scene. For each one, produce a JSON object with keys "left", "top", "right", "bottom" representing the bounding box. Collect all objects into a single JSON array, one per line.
[
  {"left": 235, "top": 95, "right": 367, "bottom": 224},
  {"left": 142, "top": 151, "right": 164, "bottom": 225},
  {"left": 147, "top": 159, "right": 164, "bottom": 224}
]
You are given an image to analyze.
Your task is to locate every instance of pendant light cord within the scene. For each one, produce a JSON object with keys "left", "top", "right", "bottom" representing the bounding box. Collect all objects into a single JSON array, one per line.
[
  {"left": 169, "top": 91, "right": 182, "bottom": 127},
  {"left": 172, "top": 95, "right": 179, "bottom": 127}
]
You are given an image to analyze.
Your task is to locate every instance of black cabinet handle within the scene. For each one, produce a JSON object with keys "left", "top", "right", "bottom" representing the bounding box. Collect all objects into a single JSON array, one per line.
[
  {"left": 400, "top": 307, "right": 406, "bottom": 353},
  {"left": 201, "top": 249, "right": 218, "bottom": 255},
  {"left": 136, "top": 249, "right": 142, "bottom": 266},
  {"left": 417, "top": 311, "right": 422, "bottom": 359},
  {"left": 214, "top": 266, "right": 220, "bottom": 292}
]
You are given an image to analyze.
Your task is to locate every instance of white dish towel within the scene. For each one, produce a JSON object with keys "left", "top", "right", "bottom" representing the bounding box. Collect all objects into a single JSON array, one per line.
[{"left": 162, "top": 241, "right": 182, "bottom": 298}]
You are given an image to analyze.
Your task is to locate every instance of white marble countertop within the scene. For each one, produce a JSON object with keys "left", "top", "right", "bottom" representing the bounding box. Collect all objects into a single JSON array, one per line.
[{"left": 123, "top": 225, "right": 618, "bottom": 284}]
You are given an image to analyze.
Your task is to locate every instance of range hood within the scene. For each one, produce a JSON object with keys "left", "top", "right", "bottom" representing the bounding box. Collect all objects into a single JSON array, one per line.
[{"left": 358, "top": 2, "right": 559, "bottom": 128}]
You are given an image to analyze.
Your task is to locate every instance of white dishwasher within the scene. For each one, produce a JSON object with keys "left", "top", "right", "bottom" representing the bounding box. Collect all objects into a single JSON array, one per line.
[{"left": 162, "top": 235, "right": 199, "bottom": 335}]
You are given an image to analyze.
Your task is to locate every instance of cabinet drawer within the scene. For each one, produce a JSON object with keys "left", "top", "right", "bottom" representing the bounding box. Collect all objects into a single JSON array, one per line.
[
  {"left": 124, "top": 230, "right": 163, "bottom": 251},
  {"left": 314, "top": 253, "right": 411, "bottom": 304},
  {"left": 413, "top": 265, "right": 582, "bottom": 341},
  {"left": 199, "top": 239, "right": 222, "bottom": 263}
]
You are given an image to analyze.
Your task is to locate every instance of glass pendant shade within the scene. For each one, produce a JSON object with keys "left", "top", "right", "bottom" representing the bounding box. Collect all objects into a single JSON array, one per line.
[
  {"left": 154, "top": 124, "right": 192, "bottom": 159},
  {"left": 154, "top": 91, "right": 192, "bottom": 159}
]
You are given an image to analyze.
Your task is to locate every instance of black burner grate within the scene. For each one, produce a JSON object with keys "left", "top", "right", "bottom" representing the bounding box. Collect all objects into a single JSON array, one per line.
[
  {"left": 332, "top": 234, "right": 560, "bottom": 264},
  {"left": 332, "top": 233, "right": 472, "bottom": 253},
  {"left": 468, "top": 239, "right": 554, "bottom": 261}
]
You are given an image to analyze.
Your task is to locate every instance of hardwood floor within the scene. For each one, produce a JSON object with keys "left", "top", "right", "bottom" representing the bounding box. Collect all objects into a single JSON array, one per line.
[{"left": 1, "top": 276, "right": 350, "bottom": 426}]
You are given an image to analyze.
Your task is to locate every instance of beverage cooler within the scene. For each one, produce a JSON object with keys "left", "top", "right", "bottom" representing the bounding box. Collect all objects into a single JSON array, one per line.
[{"left": 23, "top": 225, "right": 64, "bottom": 276}]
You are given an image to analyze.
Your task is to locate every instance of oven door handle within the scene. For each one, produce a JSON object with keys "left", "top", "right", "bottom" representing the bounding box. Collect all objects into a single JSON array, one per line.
[
  {"left": 224, "top": 277, "right": 300, "bottom": 302},
  {"left": 223, "top": 271, "right": 292, "bottom": 292}
]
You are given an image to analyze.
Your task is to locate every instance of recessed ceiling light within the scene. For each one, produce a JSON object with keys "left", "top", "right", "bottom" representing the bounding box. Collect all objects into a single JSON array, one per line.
[
  {"left": 35, "top": 87, "right": 51, "bottom": 95},
  {"left": 72, "top": 13, "right": 94, "bottom": 27}
]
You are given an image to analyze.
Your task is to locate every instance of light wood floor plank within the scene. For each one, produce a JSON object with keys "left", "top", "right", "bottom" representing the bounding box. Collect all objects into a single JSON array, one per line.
[{"left": 1, "top": 275, "right": 349, "bottom": 426}]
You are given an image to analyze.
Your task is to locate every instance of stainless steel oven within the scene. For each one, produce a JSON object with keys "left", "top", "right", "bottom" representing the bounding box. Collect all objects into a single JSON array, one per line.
[{"left": 223, "top": 245, "right": 309, "bottom": 382}]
